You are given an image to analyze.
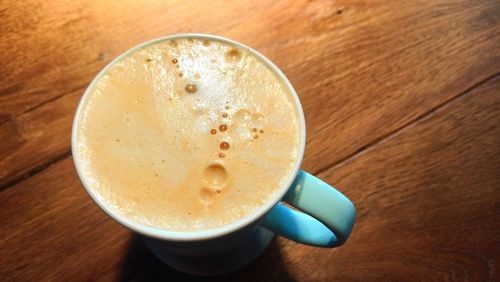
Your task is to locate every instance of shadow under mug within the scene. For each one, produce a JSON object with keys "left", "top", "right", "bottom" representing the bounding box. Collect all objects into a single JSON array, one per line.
[{"left": 72, "top": 33, "right": 356, "bottom": 275}]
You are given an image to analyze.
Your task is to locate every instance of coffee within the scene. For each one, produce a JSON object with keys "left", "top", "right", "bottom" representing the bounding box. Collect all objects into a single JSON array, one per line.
[{"left": 75, "top": 37, "right": 300, "bottom": 231}]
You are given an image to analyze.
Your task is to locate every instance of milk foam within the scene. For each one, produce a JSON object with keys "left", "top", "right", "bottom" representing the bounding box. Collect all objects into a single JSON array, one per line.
[{"left": 76, "top": 38, "right": 300, "bottom": 231}]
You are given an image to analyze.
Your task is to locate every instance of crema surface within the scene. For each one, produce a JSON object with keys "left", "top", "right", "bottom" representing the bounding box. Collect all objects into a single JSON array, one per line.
[{"left": 76, "top": 38, "right": 300, "bottom": 231}]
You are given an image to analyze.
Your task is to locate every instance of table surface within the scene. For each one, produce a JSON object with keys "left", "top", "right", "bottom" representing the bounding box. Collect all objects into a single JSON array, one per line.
[{"left": 1, "top": 0, "right": 499, "bottom": 281}]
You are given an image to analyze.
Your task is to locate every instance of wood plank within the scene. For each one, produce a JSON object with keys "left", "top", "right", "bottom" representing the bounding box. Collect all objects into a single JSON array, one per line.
[
  {"left": 0, "top": 91, "right": 76, "bottom": 188},
  {"left": 1, "top": 75, "right": 498, "bottom": 281},
  {"left": 0, "top": 157, "right": 129, "bottom": 281},
  {"left": 292, "top": 75, "right": 500, "bottom": 281},
  {"left": 1, "top": 0, "right": 499, "bottom": 187}
]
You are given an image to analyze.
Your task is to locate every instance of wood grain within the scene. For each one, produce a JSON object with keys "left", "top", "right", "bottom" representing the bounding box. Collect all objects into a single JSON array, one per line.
[
  {"left": 1, "top": 0, "right": 499, "bottom": 188},
  {"left": 1, "top": 0, "right": 499, "bottom": 280},
  {"left": 1, "top": 75, "right": 498, "bottom": 282},
  {"left": 297, "top": 74, "right": 500, "bottom": 281}
]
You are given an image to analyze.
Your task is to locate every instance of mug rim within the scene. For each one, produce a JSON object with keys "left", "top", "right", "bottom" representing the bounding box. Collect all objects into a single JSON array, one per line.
[{"left": 71, "top": 33, "right": 306, "bottom": 241}]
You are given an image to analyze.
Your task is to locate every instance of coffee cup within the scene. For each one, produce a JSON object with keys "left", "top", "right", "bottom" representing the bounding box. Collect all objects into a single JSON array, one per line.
[{"left": 72, "top": 33, "right": 356, "bottom": 275}]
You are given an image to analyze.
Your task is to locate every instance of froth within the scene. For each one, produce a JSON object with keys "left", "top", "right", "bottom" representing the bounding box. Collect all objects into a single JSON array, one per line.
[{"left": 76, "top": 37, "right": 300, "bottom": 231}]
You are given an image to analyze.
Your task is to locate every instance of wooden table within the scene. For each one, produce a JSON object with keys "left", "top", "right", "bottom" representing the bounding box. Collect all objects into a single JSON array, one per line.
[{"left": 1, "top": 0, "right": 499, "bottom": 281}]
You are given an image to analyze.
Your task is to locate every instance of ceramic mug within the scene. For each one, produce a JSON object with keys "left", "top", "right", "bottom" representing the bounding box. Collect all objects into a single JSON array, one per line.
[{"left": 72, "top": 34, "right": 356, "bottom": 275}]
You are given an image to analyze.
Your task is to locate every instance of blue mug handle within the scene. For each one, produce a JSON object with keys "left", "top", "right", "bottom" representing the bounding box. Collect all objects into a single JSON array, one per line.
[{"left": 262, "top": 170, "right": 356, "bottom": 247}]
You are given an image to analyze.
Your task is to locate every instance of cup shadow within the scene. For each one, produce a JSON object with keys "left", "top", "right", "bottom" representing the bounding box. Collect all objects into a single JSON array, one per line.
[{"left": 118, "top": 233, "right": 295, "bottom": 281}]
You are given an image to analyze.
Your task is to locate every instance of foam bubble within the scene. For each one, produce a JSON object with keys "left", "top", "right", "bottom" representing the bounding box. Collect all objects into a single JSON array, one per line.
[
  {"left": 233, "top": 109, "right": 251, "bottom": 121},
  {"left": 219, "top": 124, "right": 228, "bottom": 132},
  {"left": 219, "top": 141, "right": 230, "bottom": 150},
  {"left": 185, "top": 82, "right": 197, "bottom": 93},
  {"left": 199, "top": 186, "right": 215, "bottom": 205},
  {"left": 203, "top": 163, "right": 227, "bottom": 187},
  {"left": 225, "top": 48, "right": 242, "bottom": 62}
]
